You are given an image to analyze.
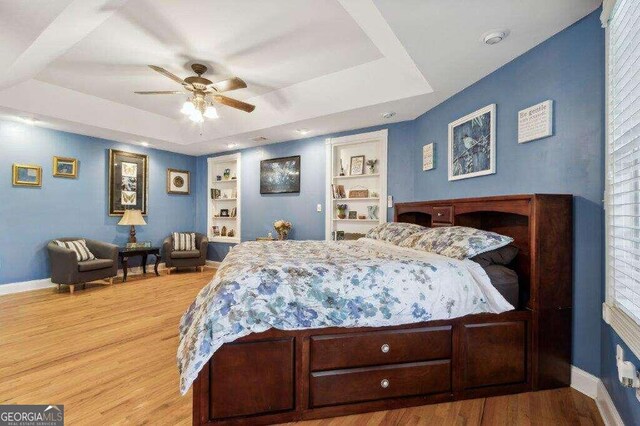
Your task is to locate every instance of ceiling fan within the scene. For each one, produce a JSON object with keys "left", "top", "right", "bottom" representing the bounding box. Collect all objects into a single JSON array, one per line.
[{"left": 135, "top": 63, "right": 255, "bottom": 122}]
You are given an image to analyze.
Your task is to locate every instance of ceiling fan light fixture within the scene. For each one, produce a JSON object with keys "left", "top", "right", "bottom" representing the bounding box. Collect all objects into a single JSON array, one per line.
[
  {"left": 181, "top": 101, "right": 196, "bottom": 115},
  {"left": 204, "top": 105, "right": 219, "bottom": 119},
  {"left": 189, "top": 110, "right": 204, "bottom": 123}
]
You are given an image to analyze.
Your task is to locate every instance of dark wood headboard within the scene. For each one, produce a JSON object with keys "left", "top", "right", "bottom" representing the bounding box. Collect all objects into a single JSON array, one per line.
[{"left": 394, "top": 194, "right": 572, "bottom": 312}]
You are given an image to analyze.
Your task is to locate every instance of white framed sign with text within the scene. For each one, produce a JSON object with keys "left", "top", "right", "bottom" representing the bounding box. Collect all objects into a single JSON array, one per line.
[{"left": 518, "top": 100, "right": 553, "bottom": 143}]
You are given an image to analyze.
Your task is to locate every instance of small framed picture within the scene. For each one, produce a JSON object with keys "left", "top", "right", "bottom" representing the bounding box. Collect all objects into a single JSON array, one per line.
[
  {"left": 212, "top": 226, "right": 220, "bottom": 236},
  {"left": 348, "top": 211, "right": 358, "bottom": 219},
  {"left": 349, "top": 155, "right": 365, "bottom": 175},
  {"left": 12, "top": 164, "right": 42, "bottom": 187},
  {"left": 220, "top": 209, "right": 229, "bottom": 217},
  {"left": 53, "top": 157, "right": 78, "bottom": 178},
  {"left": 167, "top": 168, "right": 190, "bottom": 195}
]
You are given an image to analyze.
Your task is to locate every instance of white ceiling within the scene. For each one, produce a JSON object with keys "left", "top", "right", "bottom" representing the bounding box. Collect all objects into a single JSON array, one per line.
[{"left": 0, "top": 0, "right": 600, "bottom": 155}]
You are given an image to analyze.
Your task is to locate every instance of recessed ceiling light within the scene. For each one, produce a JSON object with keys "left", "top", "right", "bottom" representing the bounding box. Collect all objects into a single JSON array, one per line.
[
  {"left": 482, "top": 30, "right": 509, "bottom": 45},
  {"left": 296, "top": 129, "right": 310, "bottom": 135},
  {"left": 227, "top": 143, "right": 237, "bottom": 148},
  {"left": 382, "top": 112, "right": 396, "bottom": 119},
  {"left": 140, "top": 141, "right": 150, "bottom": 147}
]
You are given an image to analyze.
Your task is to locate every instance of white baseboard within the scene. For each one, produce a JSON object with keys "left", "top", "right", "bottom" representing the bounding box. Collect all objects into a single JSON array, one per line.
[
  {"left": 571, "top": 366, "right": 599, "bottom": 398},
  {"left": 116, "top": 262, "right": 167, "bottom": 277},
  {"left": 0, "top": 278, "right": 55, "bottom": 296},
  {"left": 0, "top": 262, "right": 170, "bottom": 296},
  {"left": 571, "top": 366, "right": 624, "bottom": 426},
  {"left": 596, "top": 380, "right": 625, "bottom": 426},
  {"left": 206, "top": 260, "right": 221, "bottom": 268}
]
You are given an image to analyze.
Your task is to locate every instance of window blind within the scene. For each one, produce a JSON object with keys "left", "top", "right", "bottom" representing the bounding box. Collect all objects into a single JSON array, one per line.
[{"left": 608, "top": 0, "right": 640, "bottom": 323}]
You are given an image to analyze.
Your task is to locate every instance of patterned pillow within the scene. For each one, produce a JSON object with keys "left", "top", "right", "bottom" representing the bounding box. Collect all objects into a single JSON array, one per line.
[
  {"left": 364, "top": 222, "right": 426, "bottom": 245},
  {"left": 173, "top": 232, "right": 197, "bottom": 251},
  {"left": 399, "top": 226, "right": 513, "bottom": 260},
  {"left": 54, "top": 239, "right": 96, "bottom": 262}
]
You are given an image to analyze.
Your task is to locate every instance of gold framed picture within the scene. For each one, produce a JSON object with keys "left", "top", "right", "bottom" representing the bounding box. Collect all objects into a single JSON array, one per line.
[
  {"left": 166, "top": 168, "right": 190, "bottom": 195},
  {"left": 53, "top": 156, "right": 78, "bottom": 178},
  {"left": 12, "top": 163, "right": 42, "bottom": 187}
]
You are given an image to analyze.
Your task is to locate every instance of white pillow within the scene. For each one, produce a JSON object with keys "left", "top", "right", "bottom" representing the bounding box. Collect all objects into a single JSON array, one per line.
[
  {"left": 54, "top": 239, "right": 96, "bottom": 262},
  {"left": 173, "top": 232, "right": 197, "bottom": 251}
]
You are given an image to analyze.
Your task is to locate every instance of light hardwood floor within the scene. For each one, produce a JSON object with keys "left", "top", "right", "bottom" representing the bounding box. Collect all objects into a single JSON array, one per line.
[{"left": 0, "top": 271, "right": 603, "bottom": 426}]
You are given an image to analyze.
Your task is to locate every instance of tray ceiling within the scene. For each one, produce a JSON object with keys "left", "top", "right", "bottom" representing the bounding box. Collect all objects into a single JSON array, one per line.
[{"left": 0, "top": 0, "right": 600, "bottom": 155}]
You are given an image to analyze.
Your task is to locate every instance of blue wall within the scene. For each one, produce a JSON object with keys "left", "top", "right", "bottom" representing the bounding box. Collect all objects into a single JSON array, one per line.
[
  {"left": 0, "top": 120, "right": 197, "bottom": 284},
  {"left": 411, "top": 11, "right": 605, "bottom": 376},
  {"left": 198, "top": 11, "right": 605, "bottom": 378},
  {"left": 196, "top": 121, "right": 416, "bottom": 261}
]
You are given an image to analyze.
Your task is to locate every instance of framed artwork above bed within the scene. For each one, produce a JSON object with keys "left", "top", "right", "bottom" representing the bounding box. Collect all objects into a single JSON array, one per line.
[
  {"left": 108, "top": 149, "right": 148, "bottom": 216},
  {"left": 448, "top": 104, "right": 496, "bottom": 181}
]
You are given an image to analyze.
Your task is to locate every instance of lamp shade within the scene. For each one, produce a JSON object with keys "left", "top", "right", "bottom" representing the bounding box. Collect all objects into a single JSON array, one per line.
[{"left": 118, "top": 209, "right": 147, "bottom": 226}]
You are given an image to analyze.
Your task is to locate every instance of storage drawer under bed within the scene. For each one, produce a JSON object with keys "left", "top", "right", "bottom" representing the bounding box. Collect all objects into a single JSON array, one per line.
[
  {"left": 310, "top": 360, "right": 451, "bottom": 407},
  {"left": 310, "top": 326, "right": 451, "bottom": 371}
]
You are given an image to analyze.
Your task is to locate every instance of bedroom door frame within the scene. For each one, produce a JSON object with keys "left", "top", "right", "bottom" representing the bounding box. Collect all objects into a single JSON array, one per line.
[{"left": 325, "top": 129, "right": 388, "bottom": 240}]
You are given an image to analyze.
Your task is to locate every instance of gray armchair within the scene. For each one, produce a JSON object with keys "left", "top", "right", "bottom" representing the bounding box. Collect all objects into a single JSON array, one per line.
[
  {"left": 47, "top": 238, "right": 118, "bottom": 294},
  {"left": 163, "top": 233, "right": 208, "bottom": 273}
]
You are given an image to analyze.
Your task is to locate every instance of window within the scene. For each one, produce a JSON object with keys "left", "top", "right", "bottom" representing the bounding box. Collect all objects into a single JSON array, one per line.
[{"left": 604, "top": 0, "right": 640, "bottom": 358}]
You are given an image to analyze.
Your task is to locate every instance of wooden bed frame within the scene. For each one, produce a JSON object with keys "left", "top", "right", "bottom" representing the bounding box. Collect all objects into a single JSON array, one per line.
[{"left": 192, "top": 194, "right": 573, "bottom": 425}]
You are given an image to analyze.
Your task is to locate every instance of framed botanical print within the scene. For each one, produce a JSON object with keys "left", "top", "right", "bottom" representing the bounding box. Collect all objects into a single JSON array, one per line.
[
  {"left": 12, "top": 164, "right": 42, "bottom": 187},
  {"left": 53, "top": 156, "right": 78, "bottom": 178},
  {"left": 260, "top": 155, "right": 301, "bottom": 194},
  {"left": 166, "top": 168, "right": 190, "bottom": 195},
  {"left": 448, "top": 104, "right": 496, "bottom": 181},
  {"left": 108, "top": 149, "right": 148, "bottom": 216}
]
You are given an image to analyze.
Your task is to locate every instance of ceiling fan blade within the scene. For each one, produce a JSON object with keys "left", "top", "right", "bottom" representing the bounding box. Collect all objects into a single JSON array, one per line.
[
  {"left": 213, "top": 95, "right": 255, "bottom": 113},
  {"left": 210, "top": 77, "right": 247, "bottom": 92},
  {"left": 134, "top": 90, "right": 184, "bottom": 95},
  {"left": 148, "top": 65, "right": 186, "bottom": 86}
]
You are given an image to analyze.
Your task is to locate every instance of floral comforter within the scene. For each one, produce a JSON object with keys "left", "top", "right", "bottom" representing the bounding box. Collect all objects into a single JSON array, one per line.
[{"left": 177, "top": 238, "right": 513, "bottom": 394}]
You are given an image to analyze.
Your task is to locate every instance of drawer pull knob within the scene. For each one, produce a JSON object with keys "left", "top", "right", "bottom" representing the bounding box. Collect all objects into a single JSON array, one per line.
[
  {"left": 437, "top": 212, "right": 444, "bottom": 216},
  {"left": 380, "top": 343, "right": 390, "bottom": 353},
  {"left": 380, "top": 379, "right": 390, "bottom": 388}
]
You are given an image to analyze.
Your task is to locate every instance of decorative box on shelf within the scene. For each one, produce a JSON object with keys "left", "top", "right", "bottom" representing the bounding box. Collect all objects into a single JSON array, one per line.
[{"left": 348, "top": 187, "right": 369, "bottom": 198}]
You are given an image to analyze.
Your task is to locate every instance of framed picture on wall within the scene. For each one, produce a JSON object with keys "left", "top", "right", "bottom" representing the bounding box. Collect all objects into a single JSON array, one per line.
[
  {"left": 260, "top": 155, "right": 301, "bottom": 194},
  {"left": 448, "top": 104, "right": 496, "bottom": 181},
  {"left": 166, "top": 168, "right": 190, "bottom": 195},
  {"left": 108, "top": 149, "right": 148, "bottom": 216},
  {"left": 12, "top": 163, "right": 42, "bottom": 187},
  {"left": 53, "top": 157, "right": 78, "bottom": 178}
]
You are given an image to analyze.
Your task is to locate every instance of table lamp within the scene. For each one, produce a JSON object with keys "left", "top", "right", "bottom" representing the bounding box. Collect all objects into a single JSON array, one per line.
[{"left": 118, "top": 209, "right": 147, "bottom": 243}]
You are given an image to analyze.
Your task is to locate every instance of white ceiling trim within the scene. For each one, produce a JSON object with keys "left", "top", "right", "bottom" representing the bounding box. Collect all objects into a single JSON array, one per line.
[
  {"left": 0, "top": 0, "right": 130, "bottom": 90},
  {"left": 0, "top": 0, "right": 432, "bottom": 155},
  {"left": 0, "top": 79, "right": 182, "bottom": 144}
]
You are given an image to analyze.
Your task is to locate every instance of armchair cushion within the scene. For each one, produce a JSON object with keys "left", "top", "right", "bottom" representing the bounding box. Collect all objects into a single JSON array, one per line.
[
  {"left": 170, "top": 250, "right": 200, "bottom": 259},
  {"left": 78, "top": 259, "right": 114, "bottom": 272},
  {"left": 53, "top": 239, "right": 96, "bottom": 261}
]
